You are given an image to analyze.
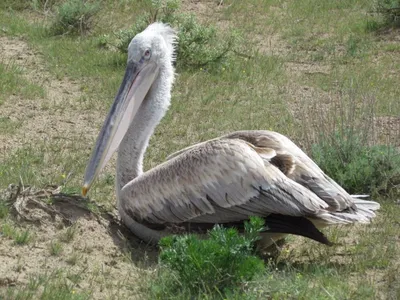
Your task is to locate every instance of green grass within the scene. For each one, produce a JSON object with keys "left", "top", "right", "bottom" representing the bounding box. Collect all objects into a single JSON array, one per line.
[
  {"left": 59, "top": 224, "right": 78, "bottom": 243},
  {"left": 0, "top": 0, "right": 400, "bottom": 299},
  {"left": 0, "top": 117, "right": 22, "bottom": 135},
  {"left": 49, "top": 240, "right": 63, "bottom": 256},
  {"left": 5, "top": 270, "right": 91, "bottom": 300},
  {"left": 1, "top": 222, "right": 32, "bottom": 245},
  {"left": 0, "top": 200, "right": 9, "bottom": 219},
  {"left": 0, "top": 62, "right": 45, "bottom": 105}
]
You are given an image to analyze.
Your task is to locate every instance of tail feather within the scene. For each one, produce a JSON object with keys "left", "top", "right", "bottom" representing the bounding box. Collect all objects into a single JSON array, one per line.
[
  {"left": 353, "top": 198, "right": 381, "bottom": 211},
  {"left": 264, "top": 214, "right": 333, "bottom": 245},
  {"left": 315, "top": 197, "right": 380, "bottom": 227}
]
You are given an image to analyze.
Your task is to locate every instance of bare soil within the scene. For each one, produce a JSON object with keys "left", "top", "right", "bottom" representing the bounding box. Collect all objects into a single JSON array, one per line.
[
  {"left": 0, "top": 185, "right": 158, "bottom": 299},
  {"left": 0, "top": 36, "right": 102, "bottom": 154}
]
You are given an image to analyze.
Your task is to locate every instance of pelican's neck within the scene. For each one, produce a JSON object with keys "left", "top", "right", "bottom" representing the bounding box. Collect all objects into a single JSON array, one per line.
[{"left": 116, "top": 64, "right": 173, "bottom": 192}]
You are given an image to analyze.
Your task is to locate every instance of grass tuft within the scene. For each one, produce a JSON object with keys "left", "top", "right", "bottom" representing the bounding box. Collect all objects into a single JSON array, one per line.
[
  {"left": 0, "top": 200, "right": 9, "bottom": 219},
  {"left": 59, "top": 224, "right": 78, "bottom": 243},
  {"left": 5, "top": 270, "right": 91, "bottom": 300},
  {"left": 14, "top": 229, "right": 32, "bottom": 245},
  {"left": 49, "top": 240, "right": 63, "bottom": 256},
  {"left": 1, "top": 223, "right": 32, "bottom": 245},
  {"left": 66, "top": 253, "right": 79, "bottom": 266}
]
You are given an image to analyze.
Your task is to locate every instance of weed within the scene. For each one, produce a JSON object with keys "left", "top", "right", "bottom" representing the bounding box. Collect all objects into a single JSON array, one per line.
[
  {"left": 50, "top": 240, "right": 63, "bottom": 256},
  {"left": 1, "top": 223, "right": 32, "bottom": 245},
  {"left": 152, "top": 217, "right": 265, "bottom": 297},
  {"left": 51, "top": 0, "right": 100, "bottom": 35},
  {"left": 14, "top": 229, "right": 32, "bottom": 245},
  {"left": 66, "top": 253, "right": 79, "bottom": 266},
  {"left": 0, "top": 200, "right": 9, "bottom": 219},
  {"left": 5, "top": 271, "right": 91, "bottom": 300},
  {"left": 59, "top": 224, "right": 78, "bottom": 243},
  {"left": 1, "top": 222, "right": 15, "bottom": 238}
]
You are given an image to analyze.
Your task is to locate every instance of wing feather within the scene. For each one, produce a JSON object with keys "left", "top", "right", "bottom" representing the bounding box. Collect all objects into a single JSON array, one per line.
[
  {"left": 223, "top": 130, "right": 356, "bottom": 211},
  {"left": 119, "top": 139, "right": 329, "bottom": 225}
]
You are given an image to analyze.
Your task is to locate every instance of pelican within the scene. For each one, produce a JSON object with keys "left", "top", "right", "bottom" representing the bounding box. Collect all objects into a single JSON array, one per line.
[{"left": 82, "top": 23, "right": 380, "bottom": 250}]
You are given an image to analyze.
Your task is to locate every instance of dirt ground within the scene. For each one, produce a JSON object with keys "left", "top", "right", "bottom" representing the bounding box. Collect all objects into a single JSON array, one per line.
[
  {"left": 0, "top": 36, "right": 103, "bottom": 154},
  {"left": 0, "top": 184, "right": 160, "bottom": 298}
]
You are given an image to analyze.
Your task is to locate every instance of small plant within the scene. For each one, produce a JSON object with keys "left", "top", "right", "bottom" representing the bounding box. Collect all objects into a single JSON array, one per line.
[
  {"left": 51, "top": 0, "right": 100, "bottom": 35},
  {"left": 113, "top": 0, "right": 240, "bottom": 70},
  {"left": 153, "top": 217, "right": 265, "bottom": 296},
  {"left": 1, "top": 223, "right": 32, "bottom": 245},
  {"left": 0, "top": 200, "right": 9, "bottom": 219},
  {"left": 1, "top": 223, "right": 16, "bottom": 238},
  {"left": 6, "top": 271, "right": 91, "bottom": 300},
  {"left": 66, "top": 253, "right": 79, "bottom": 266},
  {"left": 59, "top": 224, "right": 78, "bottom": 243},
  {"left": 311, "top": 130, "right": 400, "bottom": 197},
  {"left": 375, "top": 0, "right": 400, "bottom": 27},
  {"left": 50, "top": 240, "right": 63, "bottom": 256},
  {"left": 14, "top": 229, "right": 32, "bottom": 245}
]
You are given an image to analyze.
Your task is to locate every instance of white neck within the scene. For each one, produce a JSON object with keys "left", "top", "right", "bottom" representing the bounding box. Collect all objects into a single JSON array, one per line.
[{"left": 116, "top": 64, "right": 174, "bottom": 192}]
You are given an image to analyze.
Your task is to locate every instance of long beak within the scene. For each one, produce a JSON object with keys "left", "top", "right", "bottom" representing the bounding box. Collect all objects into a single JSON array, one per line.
[{"left": 82, "top": 60, "right": 159, "bottom": 196}]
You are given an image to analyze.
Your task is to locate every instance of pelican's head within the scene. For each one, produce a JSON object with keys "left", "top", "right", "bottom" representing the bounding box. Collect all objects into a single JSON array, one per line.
[{"left": 82, "top": 23, "right": 177, "bottom": 196}]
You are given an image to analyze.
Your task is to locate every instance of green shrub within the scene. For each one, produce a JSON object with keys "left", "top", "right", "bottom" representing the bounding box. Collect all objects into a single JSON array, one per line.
[
  {"left": 152, "top": 217, "right": 265, "bottom": 297},
  {"left": 375, "top": 0, "right": 400, "bottom": 27},
  {"left": 113, "top": 0, "right": 240, "bottom": 70},
  {"left": 0, "top": 0, "right": 31, "bottom": 10},
  {"left": 311, "top": 130, "right": 400, "bottom": 197},
  {"left": 51, "top": 0, "right": 100, "bottom": 35}
]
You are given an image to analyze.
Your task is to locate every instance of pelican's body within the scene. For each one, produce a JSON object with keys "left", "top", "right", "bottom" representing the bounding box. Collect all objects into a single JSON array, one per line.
[{"left": 83, "top": 23, "right": 379, "bottom": 250}]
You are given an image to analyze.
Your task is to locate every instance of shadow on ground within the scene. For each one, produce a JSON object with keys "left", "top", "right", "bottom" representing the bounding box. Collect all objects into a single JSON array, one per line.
[{"left": 2, "top": 183, "right": 160, "bottom": 267}]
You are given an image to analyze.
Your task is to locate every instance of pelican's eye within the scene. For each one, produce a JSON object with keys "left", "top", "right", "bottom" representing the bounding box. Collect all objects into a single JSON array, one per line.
[{"left": 144, "top": 49, "right": 151, "bottom": 60}]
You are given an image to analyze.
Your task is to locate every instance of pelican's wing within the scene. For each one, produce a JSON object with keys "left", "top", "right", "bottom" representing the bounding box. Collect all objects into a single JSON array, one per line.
[
  {"left": 165, "top": 138, "right": 219, "bottom": 161},
  {"left": 120, "top": 138, "right": 336, "bottom": 227},
  {"left": 222, "top": 131, "right": 362, "bottom": 211}
]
